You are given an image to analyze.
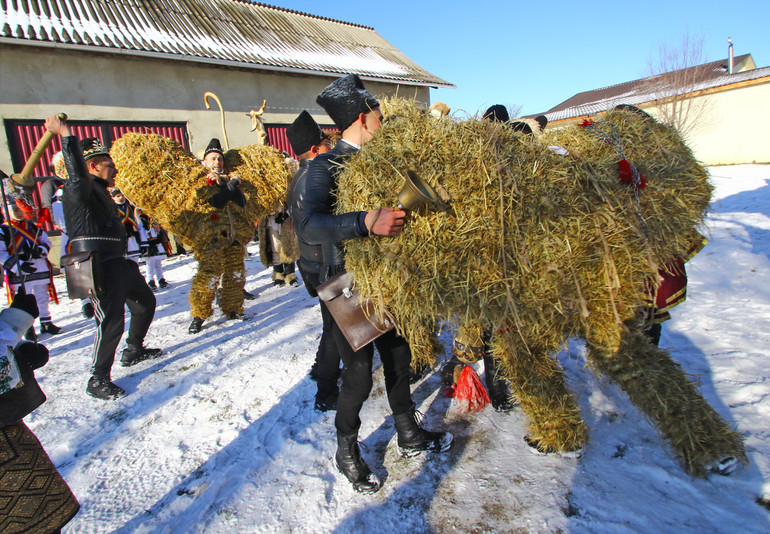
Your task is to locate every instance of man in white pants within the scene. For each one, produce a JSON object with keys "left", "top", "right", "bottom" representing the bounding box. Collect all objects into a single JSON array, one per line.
[{"left": 0, "top": 201, "right": 61, "bottom": 337}]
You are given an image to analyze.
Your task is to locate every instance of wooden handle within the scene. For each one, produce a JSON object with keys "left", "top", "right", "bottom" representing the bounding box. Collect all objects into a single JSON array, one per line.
[{"left": 12, "top": 113, "right": 67, "bottom": 187}]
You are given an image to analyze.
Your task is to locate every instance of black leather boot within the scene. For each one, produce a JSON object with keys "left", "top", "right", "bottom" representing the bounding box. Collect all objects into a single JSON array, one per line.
[
  {"left": 483, "top": 354, "right": 515, "bottom": 413},
  {"left": 392, "top": 404, "right": 453, "bottom": 458},
  {"left": 334, "top": 433, "right": 381, "bottom": 494}
]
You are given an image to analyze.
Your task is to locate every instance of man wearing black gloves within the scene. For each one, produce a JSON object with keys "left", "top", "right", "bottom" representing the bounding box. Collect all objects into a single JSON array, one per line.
[
  {"left": 285, "top": 110, "right": 338, "bottom": 411},
  {"left": 187, "top": 138, "right": 250, "bottom": 334},
  {"left": 45, "top": 115, "right": 161, "bottom": 400},
  {"left": 299, "top": 75, "right": 453, "bottom": 494}
]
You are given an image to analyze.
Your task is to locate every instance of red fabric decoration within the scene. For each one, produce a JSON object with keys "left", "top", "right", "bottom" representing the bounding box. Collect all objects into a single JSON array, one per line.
[
  {"left": 578, "top": 119, "right": 594, "bottom": 128},
  {"left": 618, "top": 159, "right": 647, "bottom": 189},
  {"left": 37, "top": 207, "right": 52, "bottom": 228},
  {"left": 454, "top": 365, "right": 490, "bottom": 413},
  {"left": 210, "top": 214, "right": 219, "bottom": 220}
]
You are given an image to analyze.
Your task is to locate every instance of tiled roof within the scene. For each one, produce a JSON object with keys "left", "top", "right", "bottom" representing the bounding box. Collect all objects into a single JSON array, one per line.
[
  {"left": 0, "top": 0, "right": 453, "bottom": 88},
  {"left": 538, "top": 55, "right": 770, "bottom": 122}
]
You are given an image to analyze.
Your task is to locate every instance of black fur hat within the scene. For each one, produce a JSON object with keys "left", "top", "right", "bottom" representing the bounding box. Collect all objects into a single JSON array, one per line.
[
  {"left": 483, "top": 104, "right": 509, "bottom": 123},
  {"left": 204, "top": 138, "right": 224, "bottom": 157},
  {"left": 80, "top": 137, "right": 109, "bottom": 161},
  {"left": 316, "top": 74, "right": 379, "bottom": 132},
  {"left": 287, "top": 111, "right": 327, "bottom": 155}
]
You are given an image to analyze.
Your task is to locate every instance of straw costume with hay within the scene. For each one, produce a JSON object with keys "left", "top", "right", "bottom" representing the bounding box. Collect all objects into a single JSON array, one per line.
[
  {"left": 110, "top": 133, "right": 292, "bottom": 330},
  {"left": 335, "top": 96, "right": 745, "bottom": 475}
]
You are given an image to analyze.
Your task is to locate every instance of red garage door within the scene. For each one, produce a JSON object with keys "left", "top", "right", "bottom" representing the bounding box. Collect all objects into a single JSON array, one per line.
[
  {"left": 4, "top": 120, "right": 189, "bottom": 229},
  {"left": 5, "top": 120, "right": 189, "bottom": 179}
]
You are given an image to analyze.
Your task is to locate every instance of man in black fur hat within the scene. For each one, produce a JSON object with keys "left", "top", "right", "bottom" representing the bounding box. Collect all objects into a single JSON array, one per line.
[
  {"left": 299, "top": 74, "right": 453, "bottom": 494},
  {"left": 44, "top": 115, "right": 161, "bottom": 401},
  {"left": 285, "top": 111, "right": 339, "bottom": 412}
]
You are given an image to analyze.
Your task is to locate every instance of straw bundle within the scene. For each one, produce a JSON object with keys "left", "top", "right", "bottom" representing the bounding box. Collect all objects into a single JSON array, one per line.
[
  {"left": 110, "top": 133, "right": 291, "bottom": 248},
  {"left": 338, "top": 100, "right": 711, "bottom": 360},
  {"left": 588, "top": 329, "right": 747, "bottom": 475},
  {"left": 335, "top": 98, "right": 743, "bottom": 470}
]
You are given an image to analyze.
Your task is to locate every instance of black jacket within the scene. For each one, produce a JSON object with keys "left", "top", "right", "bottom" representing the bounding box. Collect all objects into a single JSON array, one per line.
[
  {"left": 287, "top": 158, "right": 323, "bottom": 273},
  {"left": 299, "top": 140, "right": 368, "bottom": 282},
  {"left": 61, "top": 136, "right": 127, "bottom": 260}
]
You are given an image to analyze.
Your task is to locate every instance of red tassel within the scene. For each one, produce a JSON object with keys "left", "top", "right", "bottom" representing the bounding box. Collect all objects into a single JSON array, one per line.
[
  {"left": 578, "top": 119, "right": 594, "bottom": 128},
  {"left": 37, "top": 208, "right": 52, "bottom": 228},
  {"left": 454, "top": 365, "right": 490, "bottom": 413},
  {"left": 618, "top": 159, "right": 647, "bottom": 189}
]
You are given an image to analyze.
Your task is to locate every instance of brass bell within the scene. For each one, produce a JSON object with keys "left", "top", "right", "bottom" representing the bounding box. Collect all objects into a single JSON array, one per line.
[{"left": 397, "top": 170, "right": 439, "bottom": 212}]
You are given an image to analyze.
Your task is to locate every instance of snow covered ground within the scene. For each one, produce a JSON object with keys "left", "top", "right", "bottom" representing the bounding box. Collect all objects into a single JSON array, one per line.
[{"left": 25, "top": 164, "right": 770, "bottom": 533}]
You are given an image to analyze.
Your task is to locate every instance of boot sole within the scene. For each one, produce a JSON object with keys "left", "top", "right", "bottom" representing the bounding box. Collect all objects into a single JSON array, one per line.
[
  {"left": 332, "top": 458, "right": 381, "bottom": 494},
  {"left": 399, "top": 433, "right": 453, "bottom": 457},
  {"left": 87, "top": 389, "right": 126, "bottom": 400},
  {"left": 120, "top": 352, "right": 163, "bottom": 367}
]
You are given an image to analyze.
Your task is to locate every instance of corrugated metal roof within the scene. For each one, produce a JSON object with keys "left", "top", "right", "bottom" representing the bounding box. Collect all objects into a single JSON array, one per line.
[
  {"left": 0, "top": 0, "right": 453, "bottom": 88},
  {"left": 538, "top": 55, "right": 770, "bottom": 122}
]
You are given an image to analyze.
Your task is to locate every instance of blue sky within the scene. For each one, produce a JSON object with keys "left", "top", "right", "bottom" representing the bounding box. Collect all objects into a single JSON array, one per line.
[{"left": 270, "top": 1, "right": 770, "bottom": 117}]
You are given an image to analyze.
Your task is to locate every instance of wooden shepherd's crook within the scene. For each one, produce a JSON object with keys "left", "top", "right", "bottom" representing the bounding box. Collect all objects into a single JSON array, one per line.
[{"left": 203, "top": 92, "right": 229, "bottom": 151}]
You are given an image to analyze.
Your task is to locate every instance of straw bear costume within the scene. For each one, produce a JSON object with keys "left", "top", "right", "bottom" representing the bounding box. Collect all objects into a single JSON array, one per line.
[
  {"left": 109, "top": 134, "right": 292, "bottom": 322},
  {"left": 336, "top": 97, "right": 746, "bottom": 475}
]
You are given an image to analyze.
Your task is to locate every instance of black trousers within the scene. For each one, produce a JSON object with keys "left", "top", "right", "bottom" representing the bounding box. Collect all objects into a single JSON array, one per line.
[
  {"left": 333, "top": 322, "right": 413, "bottom": 436},
  {"left": 273, "top": 262, "right": 296, "bottom": 275},
  {"left": 90, "top": 258, "right": 156, "bottom": 378},
  {"left": 302, "top": 269, "right": 340, "bottom": 399}
]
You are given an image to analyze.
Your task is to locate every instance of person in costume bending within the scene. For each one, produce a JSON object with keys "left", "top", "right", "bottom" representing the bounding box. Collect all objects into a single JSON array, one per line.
[
  {"left": 441, "top": 105, "right": 552, "bottom": 414},
  {"left": 187, "top": 138, "right": 250, "bottom": 334},
  {"left": 0, "top": 200, "right": 61, "bottom": 337},
  {"left": 641, "top": 231, "right": 707, "bottom": 346}
]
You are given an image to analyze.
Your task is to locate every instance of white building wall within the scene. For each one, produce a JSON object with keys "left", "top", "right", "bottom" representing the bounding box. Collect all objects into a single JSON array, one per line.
[
  {"left": 0, "top": 45, "right": 430, "bottom": 171},
  {"left": 679, "top": 80, "right": 770, "bottom": 165}
]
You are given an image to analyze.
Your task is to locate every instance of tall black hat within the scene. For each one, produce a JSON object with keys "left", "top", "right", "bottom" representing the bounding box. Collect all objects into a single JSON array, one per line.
[
  {"left": 80, "top": 137, "right": 109, "bottom": 161},
  {"left": 204, "top": 138, "right": 224, "bottom": 157},
  {"left": 483, "top": 104, "right": 509, "bottom": 123},
  {"left": 316, "top": 74, "right": 379, "bottom": 132},
  {"left": 286, "top": 111, "right": 327, "bottom": 156}
]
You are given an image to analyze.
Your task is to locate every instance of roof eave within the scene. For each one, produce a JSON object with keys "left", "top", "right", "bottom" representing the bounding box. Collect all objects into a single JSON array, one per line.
[{"left": 0, "top": 38, "right": 455, "bottom": 89}]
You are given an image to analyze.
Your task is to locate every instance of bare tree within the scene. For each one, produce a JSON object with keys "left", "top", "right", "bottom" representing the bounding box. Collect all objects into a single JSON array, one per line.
[{"left": 644, "top": 33, "right": 713, "bottom": 138}]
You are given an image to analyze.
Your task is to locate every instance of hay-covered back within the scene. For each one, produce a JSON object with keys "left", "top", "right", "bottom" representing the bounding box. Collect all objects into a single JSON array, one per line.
[
  {"left": 110, "top": 133, "right": 292, "bottom": 246},
  {"left": 337, "top": 98, "right": 712, "bottom": 364}
]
